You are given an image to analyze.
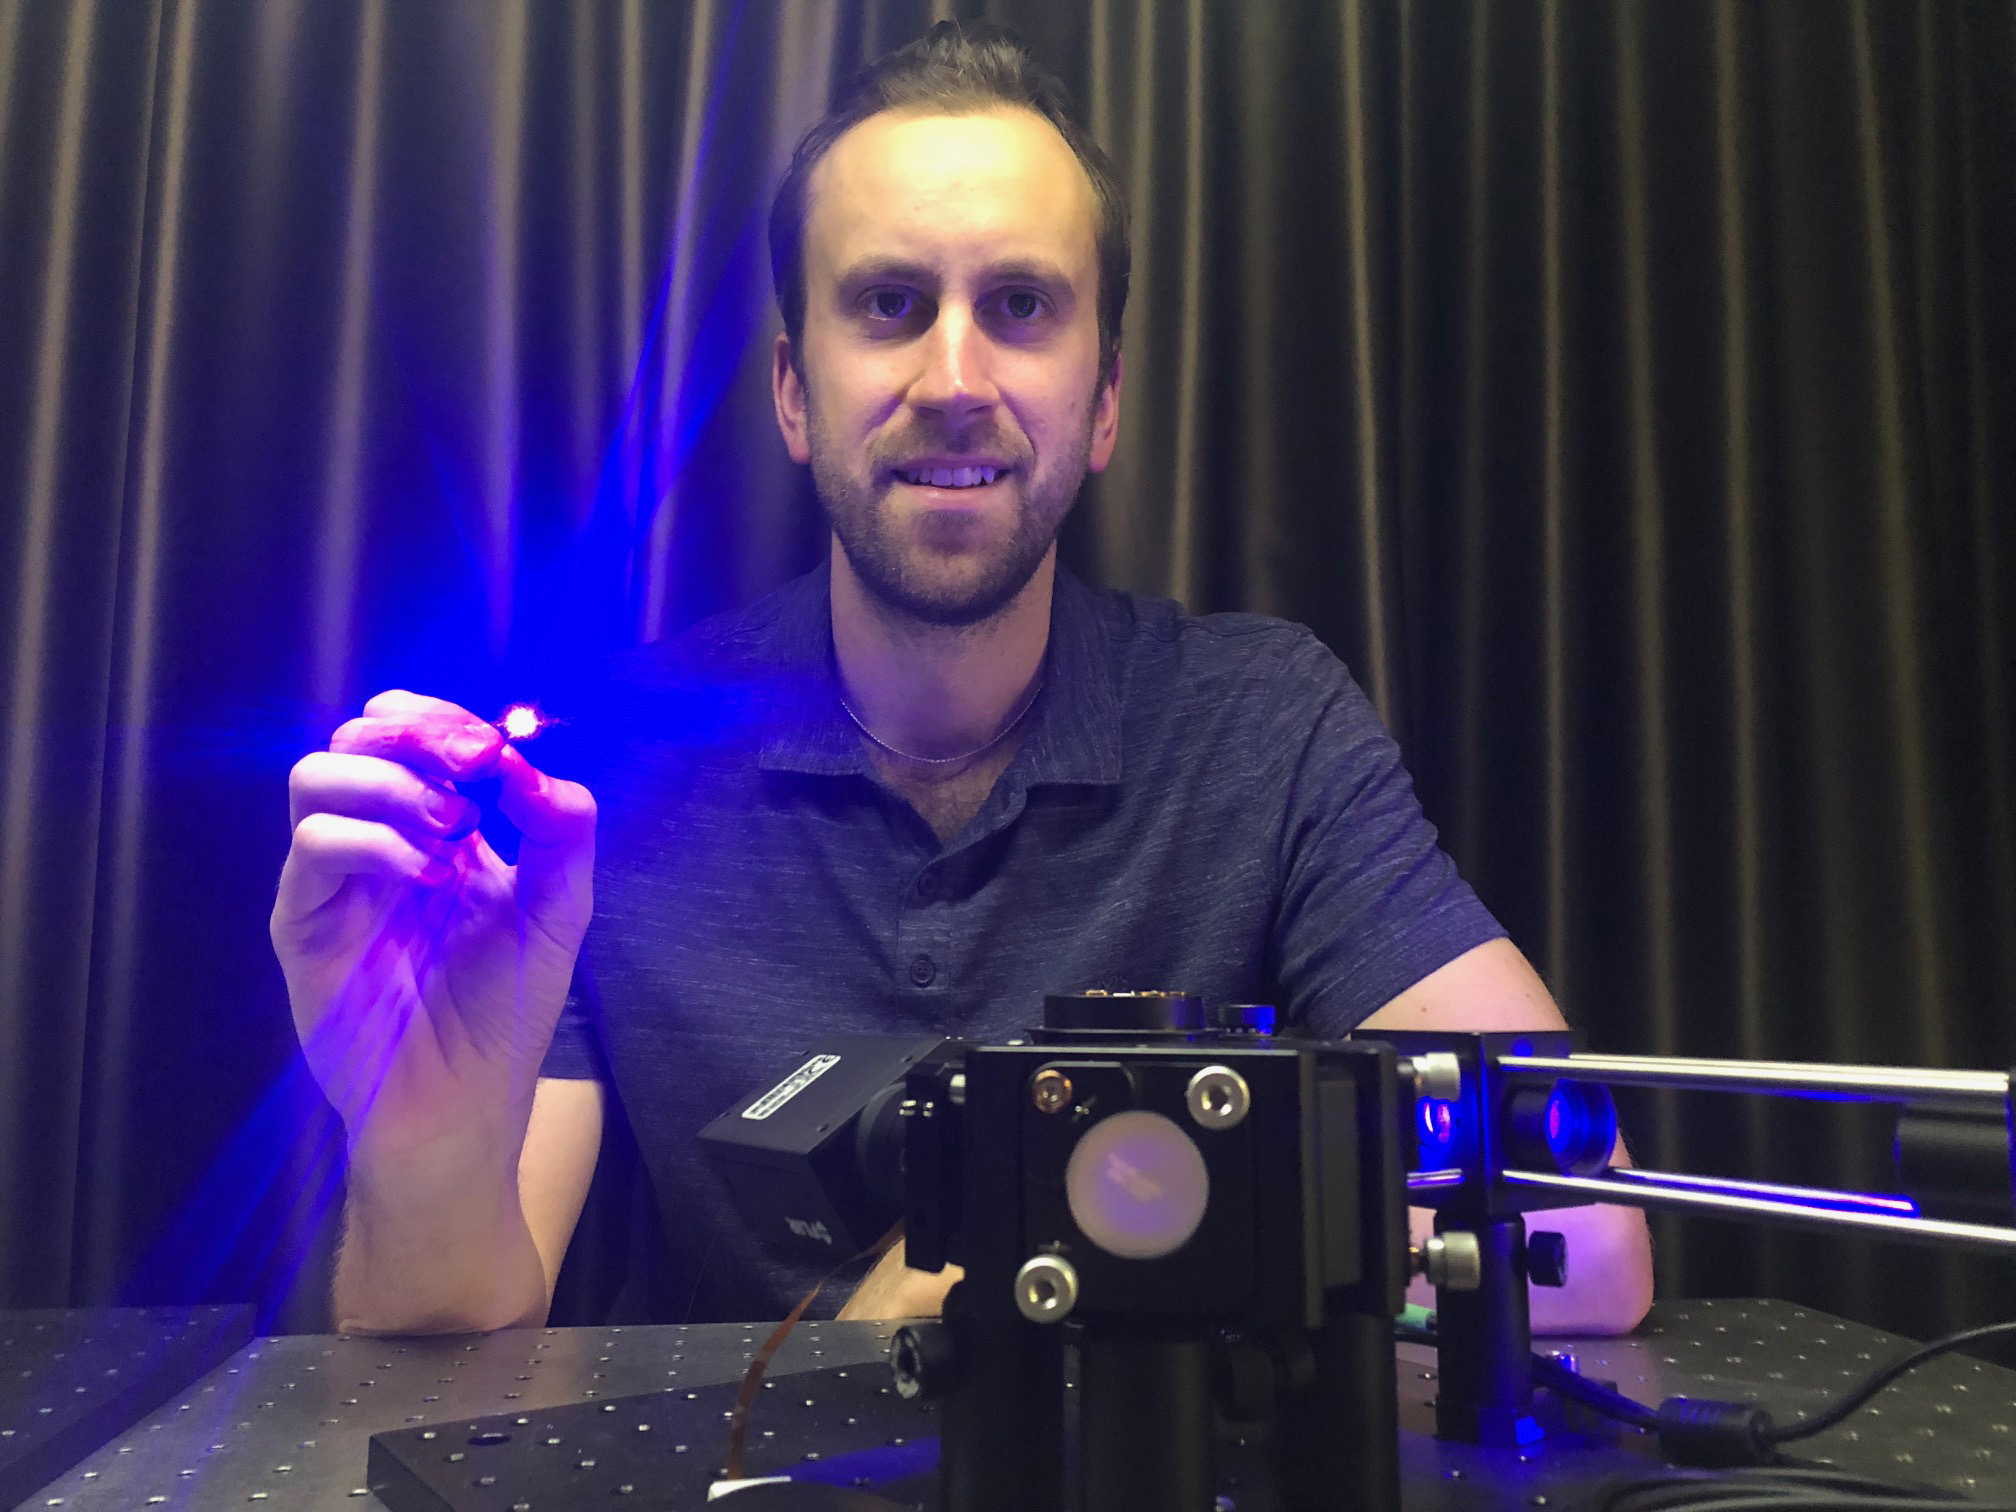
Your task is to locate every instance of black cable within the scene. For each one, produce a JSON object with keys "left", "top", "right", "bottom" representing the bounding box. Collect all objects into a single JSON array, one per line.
[
  {"left": 1399, "top": 1316, "right": 1662, "bottom": 1432},
  {"left": 1401, "top": 1311, "right": 2016, "bottom": 1469},
  {"left": 1592, "top": 1465, "right": 2013, "bottom": 1512},
  {"left": 1531, "top": 1348, "right": 1657, "bottom": 1428},
  {"left": 1767, "top": 1318, "right": 2016, "bottom": 1445}
]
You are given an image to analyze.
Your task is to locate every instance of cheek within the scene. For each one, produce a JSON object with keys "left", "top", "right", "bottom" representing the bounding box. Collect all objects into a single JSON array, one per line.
[{"left": 811, "top": 360, "right": 907, "bottom": 441}]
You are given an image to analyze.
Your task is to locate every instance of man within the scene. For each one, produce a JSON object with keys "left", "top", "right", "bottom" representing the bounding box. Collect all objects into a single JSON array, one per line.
[{"left": 271, "top": 23, "right": 1652, "bottom": 1337}]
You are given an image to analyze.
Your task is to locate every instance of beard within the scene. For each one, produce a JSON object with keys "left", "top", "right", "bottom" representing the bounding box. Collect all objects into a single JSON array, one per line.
[{"left": 806, "top": 393, "right": 1098, "bottom": 629}]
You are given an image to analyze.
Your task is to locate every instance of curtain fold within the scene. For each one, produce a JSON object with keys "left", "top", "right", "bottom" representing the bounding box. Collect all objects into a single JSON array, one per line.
[{"left": 1, "top": 0, "right": 2011, "bottom": 1338}]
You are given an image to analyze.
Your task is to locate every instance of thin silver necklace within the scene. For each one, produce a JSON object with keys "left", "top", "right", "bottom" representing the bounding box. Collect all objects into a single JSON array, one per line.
[{"left": 839, "top": 676, "right": 1045, "bottom": 766}]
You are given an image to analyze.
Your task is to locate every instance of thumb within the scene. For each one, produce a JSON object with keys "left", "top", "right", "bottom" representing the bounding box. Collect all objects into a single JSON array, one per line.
[{"left": 493, "top": 743, "right": 596, "bottom": 931}]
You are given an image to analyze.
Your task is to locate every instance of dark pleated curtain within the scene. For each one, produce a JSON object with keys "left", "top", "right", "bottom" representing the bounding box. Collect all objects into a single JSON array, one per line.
[{"left": 1, "top": 0, "right": 2011, "bottom": 1339}]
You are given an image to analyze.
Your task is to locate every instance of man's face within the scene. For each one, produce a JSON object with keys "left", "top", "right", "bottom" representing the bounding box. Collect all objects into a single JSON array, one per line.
[{"left": 774, "top": 108, "right": 1121, "bottom": 627}]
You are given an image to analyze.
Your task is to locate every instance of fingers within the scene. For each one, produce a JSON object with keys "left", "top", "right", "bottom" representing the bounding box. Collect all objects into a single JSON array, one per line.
[
  {"left": 333, "top": 692, "right": 504, "bottom": 783},
  {"left": 494, "top": 743, "right": 597, "bottom": 927},
  {"left": 294, "top": 691, "right": 593, "bottom": 936},
  {"left": 290, "top": 750, "right": 482, "bottom": 838},
  {"left": 493, "top": 743, "right": 595, "bottom": 846},
  {"left": 274, "top": 812, "right": 454, "bottom": 920}
]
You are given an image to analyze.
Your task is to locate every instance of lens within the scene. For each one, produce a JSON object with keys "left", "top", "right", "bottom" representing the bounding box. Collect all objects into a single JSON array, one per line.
[
  {"left": 1064, "top": 1110, "right": 1211, "bottom": 1260},
  {"left": 1508, "top": 1080, "right": 1617, "bottom": 1176}
]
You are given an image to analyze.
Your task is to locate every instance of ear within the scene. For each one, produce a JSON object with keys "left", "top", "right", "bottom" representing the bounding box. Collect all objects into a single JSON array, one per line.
[
  {"left": 773, "top": 332, "right": 812, "bottom": 465},
  {"left": 1087, "top": 348, "right": 1124, "bottom": 474}
]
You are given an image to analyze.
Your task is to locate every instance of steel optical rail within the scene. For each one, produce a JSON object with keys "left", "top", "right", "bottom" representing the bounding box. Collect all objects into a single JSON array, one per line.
[
  {"left": 1486, "top": 1052, "right": 2016, "bottom": 1250},
  {"left": 1495, "top": 1053, "right": 2010, "bottom": 1110},
  {"left": 1373, "top": 1030, "right": 2016, "bottom": 1451}
]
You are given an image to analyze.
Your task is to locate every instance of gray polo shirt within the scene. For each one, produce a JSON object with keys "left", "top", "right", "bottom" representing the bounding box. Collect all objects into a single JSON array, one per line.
[{"left": 537, "top": 562, "right": 1502, "bottom": 1320}]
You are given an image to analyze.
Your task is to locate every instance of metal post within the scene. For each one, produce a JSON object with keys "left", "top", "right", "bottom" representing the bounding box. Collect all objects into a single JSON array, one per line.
[
  {"left": 1276, "top": 1309, "right": 1403, "bottom": 1512},
  {"left": 937, "top": 1283, "right": 1065, "bottom": 1512},
  {"left": 1076, "top": 1327, "right": 1214, "bottom": 1512},
  {"left": 1430, "top": 1214, "right": 1537, "bottom": 1447}
]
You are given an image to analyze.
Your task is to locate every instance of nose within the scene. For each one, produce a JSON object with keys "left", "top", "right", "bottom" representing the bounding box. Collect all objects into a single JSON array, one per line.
[{"left": 908, "top": 303, "right": 998, "bottom": 422}]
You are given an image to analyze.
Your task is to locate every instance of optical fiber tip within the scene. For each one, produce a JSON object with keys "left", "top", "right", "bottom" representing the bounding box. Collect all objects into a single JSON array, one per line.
[{"left": 496, "top": 704, "right": 545, "bottom": 742}]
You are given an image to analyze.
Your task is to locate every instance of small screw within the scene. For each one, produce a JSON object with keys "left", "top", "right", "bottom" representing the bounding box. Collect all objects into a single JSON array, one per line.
[{"left": 1031, "top": 1068, "right": 1074, "bottom": 1114}]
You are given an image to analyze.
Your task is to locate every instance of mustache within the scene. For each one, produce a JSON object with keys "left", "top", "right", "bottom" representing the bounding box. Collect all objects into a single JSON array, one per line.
[{"left": 869, "top": 424, "right": 1032, "bottom": 471}]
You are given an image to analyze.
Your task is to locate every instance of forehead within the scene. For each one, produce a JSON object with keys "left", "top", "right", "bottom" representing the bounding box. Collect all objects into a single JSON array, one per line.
[{"left": 803, "top": 107, "right": 1100, "bottom": 285}]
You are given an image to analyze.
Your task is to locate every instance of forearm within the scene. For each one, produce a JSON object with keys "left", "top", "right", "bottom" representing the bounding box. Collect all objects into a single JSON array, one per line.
[
  {"left": 837, "top": 1239, "right": 961, "bottom": 1322},
  {"left": 335, "top": 1131, "right": 549, "bottom": 1335},
  {"left": 1403, "top": 1195, "right": 1654, "bottom": 1338},
  {"left": 1524, "top": 1200, "right": 1652, "bottom": 1335}
]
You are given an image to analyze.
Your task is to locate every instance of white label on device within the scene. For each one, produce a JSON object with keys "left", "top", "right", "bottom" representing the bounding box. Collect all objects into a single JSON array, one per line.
[{"left": 742, "top": 1054, "right": 841, "bottom": 1121}]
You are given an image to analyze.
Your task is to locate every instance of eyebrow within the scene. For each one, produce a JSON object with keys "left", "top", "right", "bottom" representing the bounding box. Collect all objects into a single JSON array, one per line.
[{"left": 834, "top": 256, "right": 1079, "bottom": 297}]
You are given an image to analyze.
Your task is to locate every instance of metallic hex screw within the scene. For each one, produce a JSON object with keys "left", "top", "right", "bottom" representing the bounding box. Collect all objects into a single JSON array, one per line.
[
  {"left": 1031, "top": 1067, "right": 1074, "bottom": 1114},
  {"left": 1014, "top": 1255, "right": 1080, "bottom": 1323},
  {"left": 1185, "top": 1065, "right": 1252, "bottom": 1130}
]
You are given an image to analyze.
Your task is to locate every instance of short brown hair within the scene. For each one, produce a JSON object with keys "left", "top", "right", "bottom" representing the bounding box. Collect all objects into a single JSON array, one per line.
[{"left": 768, "top": 20, "right": 1130, "bottom": 386}]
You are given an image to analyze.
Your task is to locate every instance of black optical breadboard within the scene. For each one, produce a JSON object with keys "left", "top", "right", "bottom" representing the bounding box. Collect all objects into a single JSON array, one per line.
[
  {"left": 367, "top": 1300, "right": 2016, "bottom": 1512},
  {"left": 365, "top": 1357, "right": 1673, "bottom": 1512},
  {"left": 366, "top": 1362, "right": 940, "bottom": 1510},
  {"left": 0, "top": 1305, "right": 254, "bottom": 1509}
]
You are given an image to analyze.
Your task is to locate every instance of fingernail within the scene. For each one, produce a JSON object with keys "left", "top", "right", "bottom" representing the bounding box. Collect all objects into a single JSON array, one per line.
[{"left": 448, "top": 731, "right": 497, "bottom": 769}]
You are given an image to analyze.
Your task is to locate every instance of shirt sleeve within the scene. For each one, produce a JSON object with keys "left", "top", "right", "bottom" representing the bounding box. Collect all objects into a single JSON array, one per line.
[{"left": 1266, "top": 631, "right": 1506, "bottom": 1037}]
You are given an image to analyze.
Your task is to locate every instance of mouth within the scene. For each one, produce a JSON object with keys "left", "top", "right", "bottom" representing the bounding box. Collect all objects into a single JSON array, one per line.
[{"left": 889, "top": 461, "right": 1011, "bottom": 491}]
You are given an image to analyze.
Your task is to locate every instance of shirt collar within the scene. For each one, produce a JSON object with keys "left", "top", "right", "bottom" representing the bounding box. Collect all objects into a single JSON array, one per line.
[{"left": 754, "top": 561, "right": 1123, "bottom": 786}]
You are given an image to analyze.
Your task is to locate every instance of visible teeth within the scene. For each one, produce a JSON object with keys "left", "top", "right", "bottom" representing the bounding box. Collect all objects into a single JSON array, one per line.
[{"left": 902, "top": 465, "right": 1000, "bottom": 488}]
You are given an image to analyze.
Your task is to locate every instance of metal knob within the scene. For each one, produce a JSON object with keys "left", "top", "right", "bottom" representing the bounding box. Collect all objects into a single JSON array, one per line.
[
  {"left": 1408, "top": 1053, "right": 1463, "bottom": 1103},
  {"left": 1014, "top": 1254, "right": 1080, "bottom": 1323},
  {"left": 1415, "top": 1231, "right": 1483, "bottom": 1291},
  {"left": 1528, "top": 1229, "right": 1569, "bottom": 1288},
  {"left": 889, "top": 1322, "right": 958, "bottom": 1400}
]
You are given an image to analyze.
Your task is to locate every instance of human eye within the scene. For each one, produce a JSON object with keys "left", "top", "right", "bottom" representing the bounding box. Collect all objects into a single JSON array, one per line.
[
  {"left": 995, "top": 288, "right": 1049, "bottom": 323},
  {"left": 861, "top": 287, "right": 918, "bottom": 321}
]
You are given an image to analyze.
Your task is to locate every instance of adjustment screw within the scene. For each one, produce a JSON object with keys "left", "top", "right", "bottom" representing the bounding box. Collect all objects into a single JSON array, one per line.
[
  {"left": 1031, "top": 1068, "right": 1074, "bottom": 1114},
  {"left": 1014, "top": 1255, "right": 1080, "bottom": 1323},
  {"left": 1408, "top": 1053, "right": 1463, "bottom": 1102},
  {"left": 1528, "top": 1230, "right": 1569, "bottom": 1288},
  {"left": 1186, "top": 1066, "right": 1252, "bottom": 1130},
  {"left": 1416, "top": 1233, "right": 1483, "bottom": 1292}
]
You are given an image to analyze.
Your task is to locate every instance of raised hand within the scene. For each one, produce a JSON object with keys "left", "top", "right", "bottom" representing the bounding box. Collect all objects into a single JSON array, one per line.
[{"left": 271, "top": 690, "right": 596, "bottom": 1165}]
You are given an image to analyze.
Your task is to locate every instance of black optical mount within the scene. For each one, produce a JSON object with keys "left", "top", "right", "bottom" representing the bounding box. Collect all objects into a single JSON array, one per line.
[
  {"left": 891, "top": 991, "right": 1409, "bottom": 1512},
  {"left": 1362, "top": 1029, "right": 1619, "bottom": 1449},
  {"left": 703, "top": 1006, "right": 2016, "bottom": 1510}
]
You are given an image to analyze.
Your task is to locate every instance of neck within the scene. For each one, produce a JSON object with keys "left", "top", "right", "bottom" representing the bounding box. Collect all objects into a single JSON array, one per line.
[{"left": 829, "top": 542, "right": 1055, "bottom": 762}]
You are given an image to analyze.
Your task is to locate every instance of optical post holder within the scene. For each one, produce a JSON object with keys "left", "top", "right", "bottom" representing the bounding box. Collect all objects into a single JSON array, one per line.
[
  {"left": 703, "top": 1013, "right": 2016, "bottom": 1504},
  {"left": 893, "top": 992, "right": 1411, "bottom": 1512},
  {"left": 1360, "top": 1030, "right": 2016, "bottom": 1452},
  {"left": 1360, "top": 1030, "right": 1621, "bottom": 1448}
]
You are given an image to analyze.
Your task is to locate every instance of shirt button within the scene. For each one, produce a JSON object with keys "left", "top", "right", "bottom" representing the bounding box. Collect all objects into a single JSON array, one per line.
[
  {"left": 908, "top": 955, "right": 937, "bottom": 987},
  {"left": 914, "top": 872, "right": 938, "bottom": 901}
]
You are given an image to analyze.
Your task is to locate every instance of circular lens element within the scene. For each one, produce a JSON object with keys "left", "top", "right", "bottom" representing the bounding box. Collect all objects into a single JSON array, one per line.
[
  {"left": 1064, "top": 1110, "right": 1211, "bottom": 1260},
  {"left": 1507, "top": 1079, "right": 1618, "bottom": 1176}
]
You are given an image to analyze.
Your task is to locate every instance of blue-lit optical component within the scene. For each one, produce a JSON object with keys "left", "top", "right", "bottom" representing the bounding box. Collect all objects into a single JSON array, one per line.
[
  {"left": 1417, "top": 1097, "right": 1459, "bottom": 1163},
  {"left": 1507, "top": 1079, "right": 1618, "bottom": 1176}
]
